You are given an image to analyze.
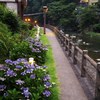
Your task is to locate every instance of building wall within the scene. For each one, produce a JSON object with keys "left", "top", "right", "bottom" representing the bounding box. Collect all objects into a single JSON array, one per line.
[{"left": 0, "top": 0, "right": 27, "bottom": 19}]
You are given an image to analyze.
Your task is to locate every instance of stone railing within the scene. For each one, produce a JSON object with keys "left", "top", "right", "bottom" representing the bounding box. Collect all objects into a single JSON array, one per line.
[{"left": 47, "top": 25, "right": 100, "bottom": 100}]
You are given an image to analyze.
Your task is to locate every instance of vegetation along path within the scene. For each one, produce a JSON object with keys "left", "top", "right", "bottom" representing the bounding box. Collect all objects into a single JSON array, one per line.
[{"left": 46, "top": 28, "right": 88, "bottom": 100}]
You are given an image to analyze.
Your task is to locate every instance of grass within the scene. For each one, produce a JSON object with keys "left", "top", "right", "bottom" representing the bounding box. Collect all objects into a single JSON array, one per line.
[{"left": 40, "top": 32, "right": 60, "bottom": 100}]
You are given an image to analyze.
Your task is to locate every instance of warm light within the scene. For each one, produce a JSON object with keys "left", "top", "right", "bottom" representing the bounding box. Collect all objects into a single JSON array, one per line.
[
  {"left": 28, "top": 18, "right": 31, "bottom": 22},
  {"left": 29, "top": 58, "right": 34, "bottom": 65},
  {"left": 24, "top": 18, "right": 31, "bottom": 22},
  {"left": 34, "top": 20, "right": 37, "bottom": 24},
  {"left": 25, "top": 18, "right": 27, "bottom": 22}
]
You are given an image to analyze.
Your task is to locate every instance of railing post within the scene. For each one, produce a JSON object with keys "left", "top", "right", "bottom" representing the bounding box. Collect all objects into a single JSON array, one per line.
[
  {"left": 68, "top": 39, "right": 72, "bottom": 56},
  {"left": 73, "top": 44, "right": 77, "bottom": 64},
  {"left": 95, "top": 59, "right": 100, "bottom": 100},
  {"left": 81, "top": 50, "right": 88, "bottom": 77},
  {"left": 65, "top": 37, "right": 68, "bottom": 51}
]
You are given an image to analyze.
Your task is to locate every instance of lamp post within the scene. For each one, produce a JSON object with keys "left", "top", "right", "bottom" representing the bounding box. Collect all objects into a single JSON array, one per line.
[{"left": 43, "top": 6, "right": 48, "bottom": 34}]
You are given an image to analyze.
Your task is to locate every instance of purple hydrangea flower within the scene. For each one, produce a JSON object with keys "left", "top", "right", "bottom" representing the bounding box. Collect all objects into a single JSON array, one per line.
[
  {"left": 29, "top": 65, "right": 35, "bottom": 69},
  {"left": 21, "top": 71, "right": 26, "bottom": 76},
  {"left": 5, "top": 70, "right": 17, "bottom": 77},
  {"left": 0, "top": 85, "right": 6, "bottom": 91},
  {"left": 42, "top": 65, "right": 47, "bottom": 69},
  {"left": 32, "top": 48, "right": 36, "bottom": 52},
  {"left": 13, "top": 61, "right": 20, "bottom": 65},
  {"left": 17, "top": 58, "right": 27, "bottom": 63},
  {"left": 16, "top": 79, "right": 25, "bottom": 85},
  {"left": 25, "top": 69, "right": 33, "bottom": 74},
  {"left": 30, "top": 74, "right": 35, "bottom": 79},
  {"left": 5, "top": 59, "right": 13, "bottom": 65},
  {"left": 0, "top": 66, "right": 8, "bottom": 71},
  {"left": 16, "top": 65, "right": 23, "bottom": 69},
  {"left": 44, "top": 82, "right": 52, "bottom": 88},
  {"left": 21, "top": 87, "right": 31, "bottom": 98},
  {"left": 43, "top": 75, "right": 50, "bottom": 81},
  {"left": 24, "top": 63, "right": 30, "bottom": 68},
  {"left": 43, "top": 90, "right": 51, "bottom": 97}
]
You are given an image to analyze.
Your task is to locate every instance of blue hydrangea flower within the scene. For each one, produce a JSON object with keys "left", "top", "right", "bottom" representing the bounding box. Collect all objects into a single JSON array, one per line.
[
  {"left": 21, "top": 87, "right": 31, "bottom": 98},
  {"left": 16, "top": 79, "right": 25, "bottom": 85},
  {"left": 42, "top": 65, "right": 47, "bottom": 69},
  {"left": 24, "top": 63, "right": 30, "bottom": 68},
  {"left": 5, "top": 59, "right": 13, "bottom": 65},
  {"left": 0, "top": 66, "right": 8, "bottom": 71},
  {"left": 44, "top": 82, "right": 52, "bottom": 88},
  {"left": 21, "top": 71, "right": 26, "bottom": 76},
  {"left": 17, "top": 58, "right": 27, "bottom": 63},
  {"left": 0, "top": 85, "right": 6, "bottom": 91},
  {"left": 43, "top": 90, "right": 51, "bottom": 97},
  {"left": 16, "top": 65, "right": 23, "bottom": 69},
  {"left": 5, "top": 70, "right": 17, "bottom": 77},
  {"left": 43, "top": 75, "right": 50, "bottom": 81},
  {"left": 30, "top": 74, "right": 35, "bottom": 79},
  {"left": 32, "top": 48, "right": 36, "bottom": 52},
  {"left": 13, "top": 61, "right": 20, "bottom": 65},
  {"left": 25, "top": 69, "right": 33, "bottom": 74},
  {"left": 29, "top": 65, "right": 35, "bottom": 69}
]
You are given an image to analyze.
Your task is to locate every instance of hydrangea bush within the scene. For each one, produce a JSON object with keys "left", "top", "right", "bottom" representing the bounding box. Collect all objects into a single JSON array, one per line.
[
  {"left": 0, "top": 58, "right": 55, "bottom": 100},
  {"left": 28, "top": 37, "right": 48, "bottom": 65},
  {"left": 10, "top": 37, "right": 48, "bottom": 65}
]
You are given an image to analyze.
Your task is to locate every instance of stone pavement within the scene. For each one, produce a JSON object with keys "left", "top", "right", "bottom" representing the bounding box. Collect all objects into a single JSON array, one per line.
[{"left": 46, "top": 28, "right": 88, "bottom": 100}]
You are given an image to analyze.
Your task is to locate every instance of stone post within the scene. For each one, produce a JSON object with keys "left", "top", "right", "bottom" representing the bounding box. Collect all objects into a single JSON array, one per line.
[
  {"left": 81, "top": 50, "right": 88, "bottom": 77},
  {"left": 95, "top": 59, "right": 100, "bottom": 100},
  {"left": 73, "top": 44, "right": 77, "bottom": 64}
]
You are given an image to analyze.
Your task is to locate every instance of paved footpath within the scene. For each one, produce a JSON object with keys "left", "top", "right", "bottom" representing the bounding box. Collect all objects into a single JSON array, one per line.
[{"left": 46, "top": 28, "right": 88, "bottom": 100}]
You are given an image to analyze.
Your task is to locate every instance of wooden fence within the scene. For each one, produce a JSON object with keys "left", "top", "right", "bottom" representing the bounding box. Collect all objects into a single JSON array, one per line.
[{"left": 47, "top": 25, "right": 100, "bottom": 100}]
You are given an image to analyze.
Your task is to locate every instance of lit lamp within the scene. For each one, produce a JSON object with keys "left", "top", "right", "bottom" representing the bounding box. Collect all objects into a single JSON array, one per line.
[
  {"left": 43, "top": 6, "right": 48, "bottom": 34},
  {"left": 24, "top": 18, "right": 31, "bottom": 22},
  {"left": 34, "top": 20, "right": 37, "bottom": 24},
  {"left": 29, "top": 58, "right": 35, "bottom": 65}
]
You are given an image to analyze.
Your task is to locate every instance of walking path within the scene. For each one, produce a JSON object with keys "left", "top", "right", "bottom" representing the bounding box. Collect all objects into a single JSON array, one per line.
[{"left": 46, "top": 28, "right": 88, "bottom": 100}]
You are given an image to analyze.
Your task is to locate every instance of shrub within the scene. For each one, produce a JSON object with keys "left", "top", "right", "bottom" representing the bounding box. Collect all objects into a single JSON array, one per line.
[
  {"left": 82, "top": 32, "right": 100, "bottom": 48},
  {"left": 0, "top": 58, "right": 55, "bottom": 99},
  {"left": 10, "top": 37, "right": 48, "bottom": 65},
  {"left": 0, "top": 22, "right": 13, "bottom": 63},
  {"left": 93, "top": 23, "right": 100, "bottom": 33},
  {"left": 4, "top": 11, "right": 20, "bottom": 33}
]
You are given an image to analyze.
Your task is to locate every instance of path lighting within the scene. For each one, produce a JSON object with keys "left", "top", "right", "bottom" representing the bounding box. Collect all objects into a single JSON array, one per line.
[
  {"left": 29, "top": 58, "right": 35, "bottom": 65},
  {"left": 43, "top": 6, "right": 48, "bottom": 34},
  {"left": 34, "top": 20, "right": 37, "bottom": 24},
  {"left": 24, "top": 18, "right": 31, "bottom": 22}
]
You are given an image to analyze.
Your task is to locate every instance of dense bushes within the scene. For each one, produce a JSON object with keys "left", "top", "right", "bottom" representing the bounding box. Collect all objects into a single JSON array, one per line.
[
  {"left": 0, "top": 4, "right": 56, "bottom": 100},
  {"left": 0, "top": 58, "right": 54, "bottom": 100},
  {"left": 93, "top": 23, "right": 100, "bottom": 33}
]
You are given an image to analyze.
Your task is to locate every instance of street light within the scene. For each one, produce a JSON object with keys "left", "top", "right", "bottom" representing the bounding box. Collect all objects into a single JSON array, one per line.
[{"left": 43, "top": 6, "right": 48, "bottom": 34}]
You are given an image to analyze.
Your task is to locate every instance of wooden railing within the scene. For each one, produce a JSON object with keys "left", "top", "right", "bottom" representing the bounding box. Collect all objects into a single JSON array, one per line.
[{"left": 47, "top": 25, "right": 100, "bottom": 100}]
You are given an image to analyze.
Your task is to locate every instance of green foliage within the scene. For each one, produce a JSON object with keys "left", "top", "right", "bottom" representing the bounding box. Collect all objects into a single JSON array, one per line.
[
  {"left": 41, "top": 34, "right": 59, "bottom": 100},
  {"left": 9, "top": 41, "right": 31, "bottom": 60},
  {"left": 4, "top": 11, "right": 20, "bottom": 33},
  {"left": 0, "top": 22, "right": 10, "bottom": 62},
  {"left": 83, "top": 32, "right": 100, "bottom": 47},
  {"left": 78, "top": 6, "right": 98, "bottom": 33},
  {"left": 0, "top": 4, "right": 8, "bottom": 21},
  {"left": 93, "top": 23, "right": 100, "bottom": 33},
  {"left": 0, "top": 58, "right": 54, "bottom": 99}
]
